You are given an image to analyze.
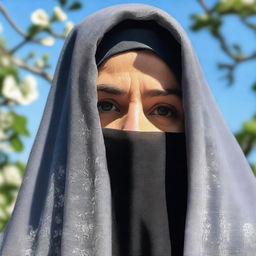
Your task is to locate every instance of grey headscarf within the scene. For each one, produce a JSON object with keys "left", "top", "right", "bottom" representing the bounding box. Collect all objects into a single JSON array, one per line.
[{"left": 1, "top": 3, "right": 256, "bottom": 256}]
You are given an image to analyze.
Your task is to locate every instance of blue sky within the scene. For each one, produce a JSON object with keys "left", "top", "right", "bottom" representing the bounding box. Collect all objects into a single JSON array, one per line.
[{"left": 1, "top": 0, "right": 255, "bottom": 163}]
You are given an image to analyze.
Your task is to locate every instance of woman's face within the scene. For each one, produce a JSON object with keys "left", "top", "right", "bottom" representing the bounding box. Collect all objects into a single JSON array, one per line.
[{"left": 96, "top": 50, "right": 184, "bottom": 132}]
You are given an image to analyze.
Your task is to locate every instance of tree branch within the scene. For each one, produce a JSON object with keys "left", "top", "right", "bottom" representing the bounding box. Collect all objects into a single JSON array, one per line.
[
  {"left": 196, "top": 1, "right": 256, "bottom": 63},
  {"left": 214, "top": 30, "right": 238, "bottom": 60},
  {"left": 215, "top": 29, "right": 256, "bottom": 62},
  {"left": 0, "top": 4, "right": 27, "bottom": 38},
  {"left": 197, "top": 0, "right": 214, "bottom": 15},
  {"left": 0, "top": 99, "right": 14, "bottom": 107},
  {"left": 0, "top": 4, "right": 43, "bottom": 47},
  {"left": 240, "top": 17, "right": 256, "bottom": 32},
  {"left": 0, "top": 47, "right": 52, "bottom": 83},
  {"left": 48, "top": 31, "right": 66, "bottom": 39},
  {"left": 0, "top": 4, "right": 63, "bottom": 46},
  {"left": 12, "top": 57, "right": 53, "bottom": 82},
  {"left": 10, "top": 39, "right": 28, "bottom": 54}
]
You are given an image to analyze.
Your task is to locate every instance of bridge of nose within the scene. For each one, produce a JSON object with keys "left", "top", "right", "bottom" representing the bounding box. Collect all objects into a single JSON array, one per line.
[{"left": 121, "top": 101, "right": 157, "bottom": 131}]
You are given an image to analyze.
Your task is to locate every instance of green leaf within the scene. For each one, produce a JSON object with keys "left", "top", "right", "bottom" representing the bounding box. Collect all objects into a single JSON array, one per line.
[
  {"left": 251, "top": 163, "right": 256, "bottom": 176},
  {"left": 190, "top": 13, "right": 222, "bottom": 34},
  {"left": 42, "top": 53, "right": 49, "bottom": 61},
  {"left": 9, "top": 112, "right": 30, "bottom": 136},
  {"left": 69, "top": 1, "right": 82, "bottom": 10},
  {"left": 58, "top": 0, "right": 68, "bottom": 6},
  {"left": 235, "top": 125, "right": 255, "bottom": 156},
  {"left": 0, "top": 37, "right": 6, "bottom": 48},
  {"left": 215, "top": 0, "right": 256, "bottom": 17},
  {"left": 0, "top": 66, "right": 19, "bottom": 79},
  {"left": 27, "top": 25, "right": 41, "bottom": 39},
  {"left": 10, "top": 136, "right": 23, "bottom": 152},
  {"left": 252, "top": 82, "right": 256, "bottom": 92},
  {"left": 243, "top": 120, "right": 256, "bottom": 136},
  {"left": 15, "top": 161, "right": 26, "bottom": 175}
]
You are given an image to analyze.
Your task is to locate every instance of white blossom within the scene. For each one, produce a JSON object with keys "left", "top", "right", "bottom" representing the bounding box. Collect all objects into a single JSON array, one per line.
[
  {"left": 199, "top": 13, "right": 209, "bottom": 21},
  {"left": 0, "top": 110, "right": 13, "bottom": 129},
  {"left": 53, "top": 6, "right": 67, "bottom": 21},
  {"left": 2, "top": 75, "right": 22, "bottom": 103},
  {"left": 64, "top": 21, "right": 74, "bottom": 36},
  {"left": 2, "top": 164, "right": 22, "bottom": 186},
  {"left": 0, "top": 143, "right": 14, "bottom": 153},
  {"left": 18, "top": 75, "right": 39, "bottom": 105},
  {"left": 0, "top": 56, "right": 11, "bottom": 66},
  {"left": 39, "top": 37, "right": 55, "bottom": 46},
  {"left": 2, "top": 75, "right": 38, "bottom": 105},
  {"left": 31, "top": 9, "right": 50, "bottom": 27},
  {"left": 35, "top": 59, "right": 44, "bottom": 68}
]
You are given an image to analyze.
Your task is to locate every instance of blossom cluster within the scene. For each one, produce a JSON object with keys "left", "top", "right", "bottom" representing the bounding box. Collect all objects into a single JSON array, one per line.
[
  {"left": 2, "top": 75, "right": 38, "bottom": 105},
  {"left": 30, "top": 7, "right": 74, "bottom": 46}
]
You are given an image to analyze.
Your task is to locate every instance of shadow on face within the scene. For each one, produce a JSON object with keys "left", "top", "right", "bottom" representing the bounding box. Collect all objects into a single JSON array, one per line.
[{"left": 96, "top": 50, "right": 184, "bottom": 132}]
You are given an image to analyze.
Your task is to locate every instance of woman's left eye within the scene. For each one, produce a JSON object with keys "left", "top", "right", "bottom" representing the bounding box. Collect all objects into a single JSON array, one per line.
[{"left": 150, "top": 105, "right": 178, "bottom": 118}]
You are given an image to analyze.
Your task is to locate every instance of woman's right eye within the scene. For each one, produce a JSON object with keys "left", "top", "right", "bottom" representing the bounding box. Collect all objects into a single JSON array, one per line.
[{"left": 97, "top": 101, "right": 120, "bottom": 112}]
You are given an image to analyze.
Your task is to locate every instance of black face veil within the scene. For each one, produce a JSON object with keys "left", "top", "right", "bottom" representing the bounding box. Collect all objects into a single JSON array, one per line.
[
  {"left": 1, "top": 3, "right": 256, "bottom": 256},
  {"left": 103, "top": 128, "right": 187, "bottom": 256}
]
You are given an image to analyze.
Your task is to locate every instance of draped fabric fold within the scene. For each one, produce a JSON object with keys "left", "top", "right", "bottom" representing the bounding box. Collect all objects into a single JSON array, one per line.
[{"left": 1, "top": 3, "right": 256, "bottom": 256}]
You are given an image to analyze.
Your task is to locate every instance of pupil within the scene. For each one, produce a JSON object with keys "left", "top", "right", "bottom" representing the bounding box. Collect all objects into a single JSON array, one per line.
[
  {"left": 102, "top": 102, "right": 112, "bottom": 111},
  {"left": 158, "top": 106, "right": 169, "bottom": 116}
]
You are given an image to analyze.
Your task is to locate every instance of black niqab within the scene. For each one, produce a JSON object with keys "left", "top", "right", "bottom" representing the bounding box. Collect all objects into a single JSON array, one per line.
[{"left": 103, "top": 128, "right": 187, "bottom": 255}]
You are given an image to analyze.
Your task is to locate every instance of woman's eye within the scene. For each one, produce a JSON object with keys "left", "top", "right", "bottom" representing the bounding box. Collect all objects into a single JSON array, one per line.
[
  {"left": 150, "top": 105, "right": 178, "bottom": 118},
  {"left": 97, "top": 101, "right": 120, "bottom": 112}
]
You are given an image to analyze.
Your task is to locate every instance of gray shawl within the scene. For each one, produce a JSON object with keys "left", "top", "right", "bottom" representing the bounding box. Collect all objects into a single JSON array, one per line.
[{"left": 1, "top": 3, "right": 256, "bottom": 256}]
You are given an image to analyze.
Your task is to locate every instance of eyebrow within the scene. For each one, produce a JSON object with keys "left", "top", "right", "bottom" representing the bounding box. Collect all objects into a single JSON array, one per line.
[{"left": 97, "top": 84, "right": 182, "bottom": 98}]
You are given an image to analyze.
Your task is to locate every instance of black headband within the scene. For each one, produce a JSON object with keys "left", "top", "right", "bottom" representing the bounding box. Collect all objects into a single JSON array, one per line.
[{"left": 96, "top": 20, "right": 181, "bottom": 83}]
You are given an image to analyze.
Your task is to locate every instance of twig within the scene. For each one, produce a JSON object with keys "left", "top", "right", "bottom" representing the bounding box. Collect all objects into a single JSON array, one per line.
[
  {"left": 218, "top": 61, "right": 237, "bottom": 85},
  {"left": 0, "top": 99, "right": 13, "bottom": 107},
  {"left": 216, "top": 29, "right": 256, "bottom": 62},
  {"left": 10, "top": 39, "right": 28, "bottom": 54},
  {"left": 0, "top": 4, "right": 65, "bottom": 45},
  {"left": 12, "top": 57, "right": 53, "bottom": 82},
  {"left": 49, "top": 31, "right": 66, "bottom": 39},
  {"left": 195, "top": 12, "right": 256, "bottom": 62},
  {"left": 214, "top": 30, "right": 238, "bottom": 60},
  {"left": 0, "top": 47, "right": 53, "bottom": 83},
  {"left": 0, "top": 4, "right": 41, "bottom": 46},
  {"left": 213, "top": 30, "right": 256, "bottom": 62},
  {"left": 240, "top": 17, "right": 256, "bottom": 32},
  {"left": 0, "top": 4, "right": 27, "bottom": 38},
  {"left": 196, "top": 1, "right": 256, "bottom": 62},
  {"left": 197, "top": 0, "right": 214, "bottom": 15}
]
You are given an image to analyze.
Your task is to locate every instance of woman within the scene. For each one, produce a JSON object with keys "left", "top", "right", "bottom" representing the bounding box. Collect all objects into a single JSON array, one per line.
[{"left": 1, "top": 3, "right": 256, "bottom": 256}]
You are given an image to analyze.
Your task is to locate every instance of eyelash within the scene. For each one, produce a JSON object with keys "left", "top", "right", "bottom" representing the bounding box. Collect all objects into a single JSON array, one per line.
[{"left": 97, "top": 100, "right": 179, "bottom": 119}]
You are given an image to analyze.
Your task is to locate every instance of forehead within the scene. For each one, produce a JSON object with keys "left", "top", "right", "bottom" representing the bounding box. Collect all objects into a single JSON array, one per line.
[{"left": 97, "top": 50, "right": 180, "bottom": 90}]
